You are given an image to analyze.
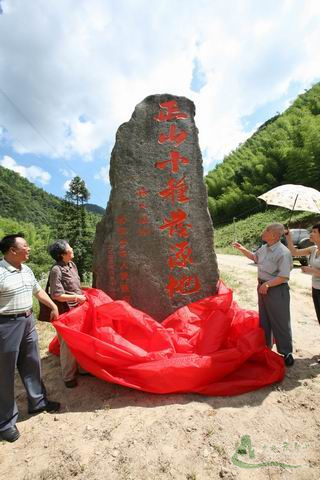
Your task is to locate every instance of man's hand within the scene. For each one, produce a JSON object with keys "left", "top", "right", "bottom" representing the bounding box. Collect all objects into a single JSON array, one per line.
[
  {"left": 232, "top": 242, "right": 244, "bottom": 251},
  {"left": 35, "top": 289, "right": 60, "bottom": 321},
  {"left": 258, "top": 282, "right": 269, "bottom": 295},
  {"left": 50, "top": 305, "right": 59, "bottom": 321},
  {"left": 232, "top": 242, "right": 255, "bottom": 261}
]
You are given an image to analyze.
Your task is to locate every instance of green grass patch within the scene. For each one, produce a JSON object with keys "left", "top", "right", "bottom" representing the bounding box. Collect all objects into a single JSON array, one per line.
[{"left": 214, "top": 207, "right": 318, "bottom": 250}]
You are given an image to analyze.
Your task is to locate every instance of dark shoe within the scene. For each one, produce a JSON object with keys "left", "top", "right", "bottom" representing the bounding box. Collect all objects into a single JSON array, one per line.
[
  {"left": 0, "top": 426, "right": 20, "bottom": 443},
  {"left": 284, "top": 353, "right": 294, "bottom": 367},
  {"left": 64, "top": 378, "right": 78, "bottom": 388},
  {"left": 29, "top": 400, "right": 61, "bottom": 414},
  {"left": 79, "top": 372, "right": 92, "bottom": 377}
]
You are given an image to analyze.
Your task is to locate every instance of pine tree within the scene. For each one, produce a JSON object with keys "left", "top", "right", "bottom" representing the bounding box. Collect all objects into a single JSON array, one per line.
[{"left": 61, "top": 177, "right": 92, "bottom": 280}]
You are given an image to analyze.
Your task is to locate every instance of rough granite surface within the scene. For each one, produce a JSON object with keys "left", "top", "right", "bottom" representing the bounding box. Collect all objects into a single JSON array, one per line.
[{"left": 93, "top": 94, "right": 219, "bottom": 321}]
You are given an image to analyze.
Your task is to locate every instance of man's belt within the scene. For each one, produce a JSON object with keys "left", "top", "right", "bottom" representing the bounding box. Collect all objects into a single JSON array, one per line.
[
  {"left": 0, "top": 309, "right": 33, "bottom": 319},
  {"left": 258, "top": 279, "right": 288, "bottom": 287}
]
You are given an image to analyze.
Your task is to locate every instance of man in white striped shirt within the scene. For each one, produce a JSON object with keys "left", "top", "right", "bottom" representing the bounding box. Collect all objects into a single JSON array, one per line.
[{"left": 0, "top": 233, "right": 60, "bottom": 443}]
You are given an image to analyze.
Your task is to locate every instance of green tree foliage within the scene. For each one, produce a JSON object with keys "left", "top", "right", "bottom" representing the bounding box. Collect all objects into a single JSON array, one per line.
[
  {"left": 66, "top": 176, "right": 90, "bottom": 206},
  {"left": 60, "top": 176, "right": 93, "bottom": 279},
  {"left": 206, "top": 82, "right": 320, "bottom": 225},
  {"left": 85, "top": 203, "right": 105, "bottom": 215},
  {"left": 0, "top": 217, "right": 53, "bottom": 278},
  {"left": 0, "top": 166, "right": 60, "bottom": 227},
  {"left": 0, "top": 169, "right": 103, "bottom": 280},
  {"left": 214, "top": 208, "right": 317, "bottom": 252},
  {"left": 0, "top": 165, "right": 101, "bottom": 225}
]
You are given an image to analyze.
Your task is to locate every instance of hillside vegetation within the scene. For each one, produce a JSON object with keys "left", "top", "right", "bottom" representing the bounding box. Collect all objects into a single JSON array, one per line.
[
  {"left": 0, "top": 166, "right": 61, "bottom": 227},
  {"left": 0, "top": 166, "right": 104, "bottom": 226},
  {"left": 0, "top": 166, "right": 103, "bottom": 278},
  {"left": 206, "top": 82, "right": 320, "bottom": 225},
  {"left": 214, "top": 207, "right": 318, "bottom": 253}
]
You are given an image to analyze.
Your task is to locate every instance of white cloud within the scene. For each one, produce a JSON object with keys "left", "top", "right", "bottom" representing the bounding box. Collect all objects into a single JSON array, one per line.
[
  {"left": 60, "top": 168, "right": 76, "bottom": 178},
  {"left": 0, "top": 155, "right": 51, "bottom": 184},
  {"left": 0, "top": 0, "right": 319, "bottom": 172},
  {"left": 64, "top": 119, "right": 99, "bottom": 161},
  {"left": 94, "top": 166, "right": 109, "bottom": 185},
  {"left": 63, "top": 179, "right": 71, "bottom": 191}
]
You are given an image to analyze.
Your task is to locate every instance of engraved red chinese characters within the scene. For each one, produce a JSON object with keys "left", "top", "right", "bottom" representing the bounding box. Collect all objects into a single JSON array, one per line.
[
  {"left": 159, "top": 176, "right": 190, "bottom": 206},
  {"left": 158, "top": 124, "right": 188, "bottom": 146},
  {"left": 166, "top": 274, "right": 201, "bottom": 298},
  {"left": 160, "top": 209, "right": 192, "bottom": 238},
  {"left": 154, "top": 100, "right": 189, "bottom": 122},
  {"left": 155, "top": 151, "right": 189, "bottom": 174}
]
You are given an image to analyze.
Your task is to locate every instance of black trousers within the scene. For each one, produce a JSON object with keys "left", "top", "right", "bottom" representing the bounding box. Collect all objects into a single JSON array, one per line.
[{"left": 312, "top": 288, "right": 320, "bottom": 324}]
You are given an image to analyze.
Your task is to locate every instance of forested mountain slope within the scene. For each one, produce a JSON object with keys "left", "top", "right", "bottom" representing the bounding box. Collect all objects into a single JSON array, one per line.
[
  {"left": 0, "top": 165, "right": 104, "bottom": 225},
  {"left": 0, "top": 165, "right": 103, "bottom": 277},
  {"left": 0, "top": 165, "right": 61, "bottom": 226},
  {"left": 206, "top": 82, "right": 320, "bottom": 225}
]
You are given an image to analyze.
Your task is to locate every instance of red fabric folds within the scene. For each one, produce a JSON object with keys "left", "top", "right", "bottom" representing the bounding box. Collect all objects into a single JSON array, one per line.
[{"left": 49, "top": 281, "right": 284, "bottom": 396}]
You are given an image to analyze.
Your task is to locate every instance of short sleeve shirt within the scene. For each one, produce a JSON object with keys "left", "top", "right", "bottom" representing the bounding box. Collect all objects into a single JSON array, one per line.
[
  {"left": 0, "top": 259, "right": 41, "bottom": 314},
  {"left": 254, "top": 241, "right": 292, "bottom": 282}
]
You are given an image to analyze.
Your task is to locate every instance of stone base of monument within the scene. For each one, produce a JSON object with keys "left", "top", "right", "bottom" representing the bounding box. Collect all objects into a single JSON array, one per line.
[{"left": 49, "top": 282, "right": 284, "bottom": 396}]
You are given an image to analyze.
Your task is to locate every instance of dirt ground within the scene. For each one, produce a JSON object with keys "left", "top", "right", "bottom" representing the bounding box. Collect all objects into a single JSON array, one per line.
[{"left": 1, "top": 254, "right": 320, "bottom": 480}]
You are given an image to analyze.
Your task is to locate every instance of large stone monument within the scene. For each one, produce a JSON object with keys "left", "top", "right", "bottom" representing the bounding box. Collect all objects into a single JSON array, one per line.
[{"left": 93, "top": 94, "right": 219, "bottom": 321}]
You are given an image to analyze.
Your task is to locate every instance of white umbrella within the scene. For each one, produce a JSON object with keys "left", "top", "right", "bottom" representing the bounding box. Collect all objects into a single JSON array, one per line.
[{"left": 258, "top": 184, "right": 320, "bottom": 215}]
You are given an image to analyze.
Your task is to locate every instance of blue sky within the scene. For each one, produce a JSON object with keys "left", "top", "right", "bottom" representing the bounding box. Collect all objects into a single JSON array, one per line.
[{"left": 0, "top": 0, "right": 320, "bottom": 207}]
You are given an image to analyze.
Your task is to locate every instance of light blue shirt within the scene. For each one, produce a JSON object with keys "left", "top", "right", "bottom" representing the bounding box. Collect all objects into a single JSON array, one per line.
[{"left": 254, "top": 241, "right": 292, "bottom": 282}]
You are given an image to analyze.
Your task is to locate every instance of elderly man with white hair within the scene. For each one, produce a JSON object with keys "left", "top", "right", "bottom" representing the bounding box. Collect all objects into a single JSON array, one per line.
[{"left": 233, "top": 223, "right": 294, "bottom": 367}]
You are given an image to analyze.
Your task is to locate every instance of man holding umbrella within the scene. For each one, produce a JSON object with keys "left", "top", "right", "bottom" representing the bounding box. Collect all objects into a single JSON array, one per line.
[{"left": 233, "top": 223, "right": 294, "bottom": 367}]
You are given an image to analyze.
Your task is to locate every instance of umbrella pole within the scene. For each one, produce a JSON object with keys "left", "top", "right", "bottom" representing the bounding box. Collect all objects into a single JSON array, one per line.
[{"left": 288, "top": 194, "right": 299, "bottom": 226}]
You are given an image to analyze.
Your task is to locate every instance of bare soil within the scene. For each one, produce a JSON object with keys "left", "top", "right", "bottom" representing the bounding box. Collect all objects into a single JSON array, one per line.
[{"left": 1, "top": 254, "right": 320, "bottom": 480}]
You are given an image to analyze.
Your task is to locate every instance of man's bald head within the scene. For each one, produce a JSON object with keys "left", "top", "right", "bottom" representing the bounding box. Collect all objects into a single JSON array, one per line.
[
  {"left": 266, "top": 223, "right": 284, "bottom": 237},
  {"left": 262, "top": 223, "right": 285, "bottom": 245}
]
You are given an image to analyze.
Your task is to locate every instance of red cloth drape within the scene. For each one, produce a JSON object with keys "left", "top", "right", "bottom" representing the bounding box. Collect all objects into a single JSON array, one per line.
[{"left": 49, "top": 282, "right": 284, "bottom": 396}]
